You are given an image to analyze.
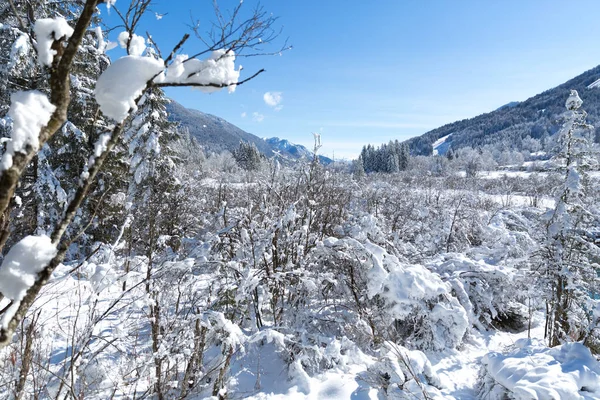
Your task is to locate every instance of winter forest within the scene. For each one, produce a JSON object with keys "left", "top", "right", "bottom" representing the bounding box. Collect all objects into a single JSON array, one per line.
[{"left": 0, "top": 1, "right": 600, "bottom": 399}]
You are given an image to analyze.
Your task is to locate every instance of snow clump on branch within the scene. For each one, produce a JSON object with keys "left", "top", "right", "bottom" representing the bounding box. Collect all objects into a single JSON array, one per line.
[
  {"left": 0, "top": 235, "right": 57, "bottom": 302},
  {"left": 1, "top": 91, "right": 56, "bottom": 170},
  {"left": 95, "top": 50, "right": 240, "bottom": 122},
  {"left": 94, "top": 56, "right": 165, "bottom": 123},
  {"left": 164, "top": 49, "right": 241, "bottom": 93},
  {"left": 34, "top": 17, "right": 74, "bottom": 67}
]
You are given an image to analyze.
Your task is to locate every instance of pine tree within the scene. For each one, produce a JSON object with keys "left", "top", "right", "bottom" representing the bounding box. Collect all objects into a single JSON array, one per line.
[
  {"left": 540, "top": 90, "right": 600, "bottom": 348},
  {"left": 399, "top": 143, "right": 410, "bottom": 171},
  {"left": 233, "top": 141, "right": 263, "bottom": 171},
  {"left": 352, "top": 155, "right": 366, "bottom": 179}
]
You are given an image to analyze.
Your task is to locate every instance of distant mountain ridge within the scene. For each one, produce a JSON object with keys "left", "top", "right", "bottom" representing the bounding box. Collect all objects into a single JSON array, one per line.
[
  {"left": 166, "top": 101, "right": 332, "bottom": 164},
  {"left": 405, "top": 65, "right": 600, "bottom": 156},
  {"left": 265, "top": 137, "right": 332, "bottom": 164},
  {"left": 166, "top": 101, "right": 275, "bottom": 156}
]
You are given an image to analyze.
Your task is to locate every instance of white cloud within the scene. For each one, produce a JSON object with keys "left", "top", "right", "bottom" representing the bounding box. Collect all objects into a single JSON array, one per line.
[
  {"left": 263, "top": 91, "right": 283, "bottom": 109},
  {"left": 252, "top": 112, "right": 264, "bottom": 122},
  {"left": 241, "top": 112, "right": 247, "bottom": 118}
]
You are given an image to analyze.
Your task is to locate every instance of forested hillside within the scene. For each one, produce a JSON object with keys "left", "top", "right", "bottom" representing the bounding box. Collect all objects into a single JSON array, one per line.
[
  {"left": 166, "top": 101, "right": 276, "bottom": 156},
  {"left": 167, "top": 101, "right": 332, "bottom": 163},
  {"left": 405, "top": 65, "right": 600, "bottom": 156}
]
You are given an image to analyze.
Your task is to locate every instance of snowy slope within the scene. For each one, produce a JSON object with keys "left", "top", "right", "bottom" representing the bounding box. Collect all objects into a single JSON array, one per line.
[
  {"left": 432, "top": 133, "right": 452, "bottom": 156},
  {"left": 405, "top": 64, "right": 600, "bottom": 155}
]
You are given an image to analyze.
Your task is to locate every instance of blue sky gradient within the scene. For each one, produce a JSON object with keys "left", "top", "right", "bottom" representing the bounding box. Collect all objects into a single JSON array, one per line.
[{"left": 102, "top": 0, "right": 600, "bottom": 159}]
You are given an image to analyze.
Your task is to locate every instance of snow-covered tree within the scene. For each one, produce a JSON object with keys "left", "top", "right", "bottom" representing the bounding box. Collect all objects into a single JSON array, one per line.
[
  {"left": 233, "top": 141, "right": 263, "bottom": 171},
  {"left": 538, "top": 90, "right": 600, "bottom": 348},
  {"left": 0, "top": 0, "right": 287, "bottom": 350}
]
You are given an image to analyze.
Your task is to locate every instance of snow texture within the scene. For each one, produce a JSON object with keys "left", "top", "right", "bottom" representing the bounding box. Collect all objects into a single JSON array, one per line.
[
  {"left": 481, "top": 339, "right": 600, "bottom": 399},
  {"left": 432, "top": 133, "right": 452, "bottom": 156},
  {"left": 587, "top": 78, "right": 600, "bottom": 89},
  {"left": 1, "top": 91, "right": 56, "bottom": 170},
  {"left": 34, "top": 18, "right": 74, "bottom": 67},
  {"left": 162, "top": 50, "right": 240, "bottom": 93},
  {"left": 95, "top": 50, "right": 241, "bottom": 121},
  {"left": 94, "top": 56, "right": 164, "bottom": 122},
  {"left": 94, "top": 26, "right": 107, "bottom": 53},
  {"left": 117, "top": 31, "right": 146, "bottom": 56},
  {"left": 0, "top": 235, "right": 57, "bottom": 302},
  {"left": 81, "top": 132, "right": 112, "bottom": 181}
]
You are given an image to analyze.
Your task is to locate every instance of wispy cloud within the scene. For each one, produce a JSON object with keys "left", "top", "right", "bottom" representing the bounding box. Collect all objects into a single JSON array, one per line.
[
  {"left": 252, "top": 112, "right": 264, "bottom": 122},
  {"left": 264, "top": 91, "right": 283, "bottom": 110},
  {"left": 241, "top": 112, "right": 247, "bottom": 118}
]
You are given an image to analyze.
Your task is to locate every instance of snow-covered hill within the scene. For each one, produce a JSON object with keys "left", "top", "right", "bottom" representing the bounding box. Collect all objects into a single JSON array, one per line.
[
  {"left": 166, "top": 101, "right": 332, "bottom": 164},
  {"left": 405, "top": 65, "right": 600, "bottom": 156}
]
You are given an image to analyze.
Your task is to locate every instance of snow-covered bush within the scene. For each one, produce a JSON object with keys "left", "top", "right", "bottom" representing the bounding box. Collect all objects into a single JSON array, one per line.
[
  {"left": 314, "top": 236, "right": 468, "bottom": 351},
  {"left": 363, "top": 342, "right": 445, "bottom": 399}
]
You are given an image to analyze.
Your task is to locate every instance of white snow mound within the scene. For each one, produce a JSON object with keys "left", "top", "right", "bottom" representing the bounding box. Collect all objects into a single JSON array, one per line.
[
  {"left": 163, "top": 49, "right": 240, "bottom": 93},
  {"left": 0, "top": 235, "right": 57, "bottom": 301},
  {"left": 94, "top": 56, "right": 165, "bottom": 122},
  {"left": 481, "top": 339, "right": 600, "bottom": 399},
  {"left": 1, "top": 90, "right": 56, "bottom": 170},
  {"left": 34, "top": 17, "right": 74, "bottom": 67}
]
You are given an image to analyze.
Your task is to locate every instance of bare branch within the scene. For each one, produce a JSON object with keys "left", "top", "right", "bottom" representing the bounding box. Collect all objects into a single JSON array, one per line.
[
  {"left": 7, "top": 0, "right": 27, "bottom": 32},
  {"left": 153, "top": 68, "right": 265, "bottom": 89},
  {"left": 163, "top": 33, "right": 190, "bottom": 66}
]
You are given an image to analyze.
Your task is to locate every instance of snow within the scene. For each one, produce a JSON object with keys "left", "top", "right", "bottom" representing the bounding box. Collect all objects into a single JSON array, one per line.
[
  {"left": 162, "top": 50, "right": 241, "bottom": 93},
  {"left": 0, "top": 235, "right": 57, "bottom": 303},
  {"left": 566, "top": 89, "right": 583, "bottom": 110},
  {"left": 95, "top": 49, "right": 241, "bottom": 121},
  {"left": 93, "top": 132, "right": 111, "bottom": 158},
  {"left": 117, "top": 31, "right": 146, "bottom": 56},
  {"left": 1, "top": 91, "right": 56, "bottom": 170},
  {"left": 481, "top": 339, "right": 600, "bottom": 399},
  {"left": 94, "top": 56, "right": 165, "bottom": 122},
  {"left": 81, "top": 132, "right": 112, "bottom": 180},
  {"left": 587, "top": 78, "right": 600, "bottom": 89},
  {"left": 432, "top": 133, "right": 452, "bottom": 156},
  {"left": 33, "top": 18, "right": 74, "bottom": 67},
  {"left": 94, "top": 26, "right": 107, "bottom": 53},
  {"left": 566, "top": 166, "right": 582, "bottom": 194},
  {"left": 9, "top": 33, "right": 29, "bottom": 69}
]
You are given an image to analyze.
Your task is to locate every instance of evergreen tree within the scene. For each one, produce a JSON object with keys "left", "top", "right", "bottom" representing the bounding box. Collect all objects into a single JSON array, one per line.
[
  {"left": 399, "top": 143, "right": 410, "bottom": 170},
  {"left": 233, "top": 141, "right": 263, "bottom": 171},
  {"left": 539, "top": 90, "right": 600, "bottom": 348}
]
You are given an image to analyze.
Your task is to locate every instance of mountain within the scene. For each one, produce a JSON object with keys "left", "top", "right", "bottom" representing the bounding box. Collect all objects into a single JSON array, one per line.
[
  {"left": 405, "top": 65, "right": 600, "bottom": 156},
  {"left": 166, "top": 101, "right": 332, "bottom": 163},
  {"left": 495, "top": 101, "right": 520, "bottom": 111},
  {"left": 265, "top": 137, "right": 333, "bottom": 164},
  {"left": 166, "top": 100, "right": 275, "bottom": 156}
]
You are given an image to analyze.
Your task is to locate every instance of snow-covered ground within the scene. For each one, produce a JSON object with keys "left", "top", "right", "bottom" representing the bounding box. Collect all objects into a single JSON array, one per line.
[
  {"left": 10, "top": 262, "right": 592, "bottom": 400},
  {"left": 429, "top": 322, "right": 546, "bottom": 399},
  {"left": 432, "top": 134, "right": 452, "bottom": 156}
]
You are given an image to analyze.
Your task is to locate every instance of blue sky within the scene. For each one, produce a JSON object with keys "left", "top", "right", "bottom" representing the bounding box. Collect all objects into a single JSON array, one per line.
[{"left": 102, "top": 0, "right": 600, "bottom": 159}]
